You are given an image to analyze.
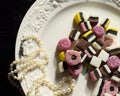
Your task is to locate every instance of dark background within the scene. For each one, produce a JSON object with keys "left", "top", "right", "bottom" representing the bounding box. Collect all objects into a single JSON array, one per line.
[{"left": 0, "top": 0, "right": 36, "bottom": 95}]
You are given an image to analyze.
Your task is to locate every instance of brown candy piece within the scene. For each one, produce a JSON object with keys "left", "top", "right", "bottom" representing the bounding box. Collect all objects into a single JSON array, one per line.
[
  {"left": 75, "top": 38, "right": 89, "bottom": 51},
  {"left": 88, "top": 16, "right": 99, "bottom": 27}
]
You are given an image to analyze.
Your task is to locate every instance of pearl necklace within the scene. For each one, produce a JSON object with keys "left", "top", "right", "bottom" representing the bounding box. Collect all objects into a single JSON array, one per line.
[{"left": 8, "top": 35, "right": 75, "bottom": 96}]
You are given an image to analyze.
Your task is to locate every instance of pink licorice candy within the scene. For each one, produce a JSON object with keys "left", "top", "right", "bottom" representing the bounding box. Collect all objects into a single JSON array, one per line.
[
  {"left": 57, "top": 38, "right": 71, "bottom": 51},
  {"left": 107, "top": 55, "right": 120, "bottom": 69},
  {"left": 93, "top": 25, "right": 105, "bottom": 37}
]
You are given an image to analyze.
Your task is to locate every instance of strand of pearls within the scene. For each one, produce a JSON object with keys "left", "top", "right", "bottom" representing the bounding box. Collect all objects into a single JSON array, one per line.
[
  {"left": 27, "top": 76, "right": 75, "bottom": 96},
  {"left": 8, "top": 35, "right": 75, "bottom": 96}
]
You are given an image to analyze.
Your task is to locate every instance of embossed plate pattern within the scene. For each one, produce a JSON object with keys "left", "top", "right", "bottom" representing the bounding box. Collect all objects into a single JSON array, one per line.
[{"left": 16, "top": 0, "right": 120, "bottom": 96}]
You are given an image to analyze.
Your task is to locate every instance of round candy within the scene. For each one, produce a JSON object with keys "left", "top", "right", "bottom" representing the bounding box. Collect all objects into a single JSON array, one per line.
[
  {"left": 57, "top": 38, "right": 71, "bottom": 51},
  {"left": 93, "top": 25, "right": 105, "bottom": 37},
  {"left": 65, "top": 50, "right": 81, "bottom": 65},
  {"left": 107, "top": 55, "right": 120, "bottom": 69},
  {"left": 68, "top": 64, "right": 83, "bottom": 76},
  {"left": 102, "top": 80, "right": 118, "bottom": 96}
]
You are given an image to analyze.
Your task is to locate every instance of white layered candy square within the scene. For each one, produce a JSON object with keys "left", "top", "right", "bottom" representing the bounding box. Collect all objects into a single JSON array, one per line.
[
  {"left": 74, "top": 31, "right": 81, "bottom": 40},
  {"left": 92, "top": 41, "right": 102, "bottom": 50},
  {"left": 116, "top": 94, "right": 120, "bottom": 96},
  {"left": 98, "top": 50, "right": 109, "bottom": 62},
  {"left": 88, "top": 35, "right": 96, "bottom": 42},
  {"left": 111, "top": 75, "right": 120, "bottom": 83},
  {"left": 88, "top": 46, "right": 96, "bottom": 55},
  {"left": 103, "top": 93, "right": 112, "bottom": 96},
  {"left": 118, "top": 66, "right": 120, "bottom": 72},
  {"left": 58, "top": 62, "right": 64, "bottom": 73},
  {"left": 90, "top": 56, "right": 102, "bottom": 68},
  {"left": 103, "top": 65, "right": 111, "bottom": 74},
  {"left": 81, "top": 54, "right": 87, "bottom": 63}
]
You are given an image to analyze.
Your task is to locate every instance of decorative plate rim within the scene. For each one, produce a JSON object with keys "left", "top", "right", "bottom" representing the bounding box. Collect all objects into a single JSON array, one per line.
[{"left": 15, "top": 0, "right": 120, "bottom": 95}]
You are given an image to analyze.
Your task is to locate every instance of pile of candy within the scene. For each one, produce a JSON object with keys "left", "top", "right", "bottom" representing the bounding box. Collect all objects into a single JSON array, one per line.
[{"left": 56, "top": 12, "right": 120, "bottom": 96}]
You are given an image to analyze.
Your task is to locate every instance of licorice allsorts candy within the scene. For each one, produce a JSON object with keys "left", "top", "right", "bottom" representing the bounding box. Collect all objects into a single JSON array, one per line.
[
  {"left": 88, "top": 16, "right": 99, "bottom": 27},
  {"left": 58, "top": 62, "right": 68, "bottom": 73},
  {"left": 82, "top": 30, "right": 96, "bottom": 42},
  {"left": 57, "top": 38, "right": 71, "bottom": 51},
  {"left": 90, "top": 56, "right": 102, "bottom": 68},
  {"left": 100, "top": 65, "right": 111, "bottom": 76},
  {"left": 111, "top": 71, "right": 120, "bottom": 83},
  {"left": 84, "top": 46, "right": 96, "bottom": 58},
  {"left": 69, "top": 30, "right": 81, "bottom": 41},
  {"left": 107, "top": 55, "right": 120, "bottom": 69},
  {"left": 68, "top": 63, "right": 83, "bottom": 76},
  {"left": 59, "top": 51, "right": 65, "bottom": 61},
  {"left": 102, "top": 80, "right": 119, "bottom": 96},
  {"left": 98, "top": 49, "right": 109, "bottom": 62},
  {"left": 65, "top": 50, "right": 81, "bottom": 65},
  {"left": 80, "top": 51, "right": 87, "bottom": 63},
  {"left": 92, "top": 39, "right": 103, "bottom": 51},
  {"left": 105, "top": 44, "right": 120, "bottom": 55},
  {"left": 80, "top": 21, "right": 92, "bottom": 33},
  {"left": 106, "top": 28, "right": 118, "bottom": 39},
  {"left": 75, "top": 38, "right": 89, "bottom": 51},
  {"left": 84, "top": 49, "right": 92, "bottom": 58},
  {"left": 118, "top": 66, "right": 120, "bottom": 72},
  {"left": 116, "top": 94, "right": 120, "bottom": 96},
  {"left": 103, "top": 93, "right": 112, "bottom": 96},
  {"left": 93, "top": 25, "right": 105, "bottom": 38},
  {"left": 101, "top": 18, "right": 110, "bottom": 29},
  {"left": 107, "top": 48, "right": 120, "bottom": 56},
  {"left": 105, "top": 43, "right": 120, "bottom": 55},
  {"left": 89, "top": 68, "right": 102, "bottom": 81},
  {"left": 74, "top": 12, "right": 85, "bottom": 24}
]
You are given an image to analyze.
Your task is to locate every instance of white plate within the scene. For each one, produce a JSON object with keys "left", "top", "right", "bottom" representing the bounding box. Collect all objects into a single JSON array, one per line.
[{"left": 16, "top": 0, "right": 120, "bottom": 96}]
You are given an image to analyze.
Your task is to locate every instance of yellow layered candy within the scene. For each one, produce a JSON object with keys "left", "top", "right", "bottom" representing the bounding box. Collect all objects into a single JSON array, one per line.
[
  {"left": 82, "top": 31, "right": 93, "bottom": 38},
  {"left": 59, "top": 51, "right": 65, "bottom": 61},
  {"left": 101, "top": 18, "right": 110, "bottom": 30},
  {"left": 74, "top": 12, "right": 84, "bottom": 24},
  {"left": 107, "top": 28, "right": 118, "bottom": 32},
  {"left": 104, "top": 19, "right": 110, "bottom": 29}
]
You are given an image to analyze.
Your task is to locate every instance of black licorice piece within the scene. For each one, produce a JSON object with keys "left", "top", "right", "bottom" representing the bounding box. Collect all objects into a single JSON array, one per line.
[
  {"left": 96, "top": 40, "right": 104, "bottom": 47},
  {"left": 79, "top": 12, "right": 85, "bottom": 23},
  {"left": 72, "top": 64, "right": 80, "bottom": 70},
  {"left": 102, "top": 66, "right": 110, "bottom": 75},
  {"left": 84, "top": 22, "right": 89, "bottom": 30},
  {"left": 69, "top": 30, "right": 81, "bottom": 41},
  {"left": 113, "top": 71, "right": 120, "bottom": 78},
  {"left": 86, "top": 47, "right": 94, "bottom": 56},
  {"left": 94, "top": 69, "right": 101, "bottom": 79},
  {"left": 106, "top": 29, "right": 117, "bottom": 35},
  {"left": 86, "top": 33, "right": 95, "bottom": 40},
  {"left": 88, "top": 16, "right": 99, "bottom": 27},
  {"left": 69, "top": 30, "right": 77, "bottom": 41},
  {"left": 101, "top": 18, "right": 110, "bottom": 29},
  {"left": 97, "top": 80, "right": 105, "bottom": 96},
  {"left": 63, "top": 62, "right": 68, "bottom": 70},
  {"left": 100, "top": 65, "right": 111, "bottom": 76}
]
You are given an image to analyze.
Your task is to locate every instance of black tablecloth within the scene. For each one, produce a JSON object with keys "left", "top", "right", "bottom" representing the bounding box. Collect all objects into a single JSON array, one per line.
[{"left": 0, "top": 0, "right": 35, "bottom": 95}]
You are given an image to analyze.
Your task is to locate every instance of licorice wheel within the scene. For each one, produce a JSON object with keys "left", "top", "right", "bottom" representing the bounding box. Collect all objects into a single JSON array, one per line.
[{"left": 65, "top": 50, "right": 81, "bottom": 65}]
